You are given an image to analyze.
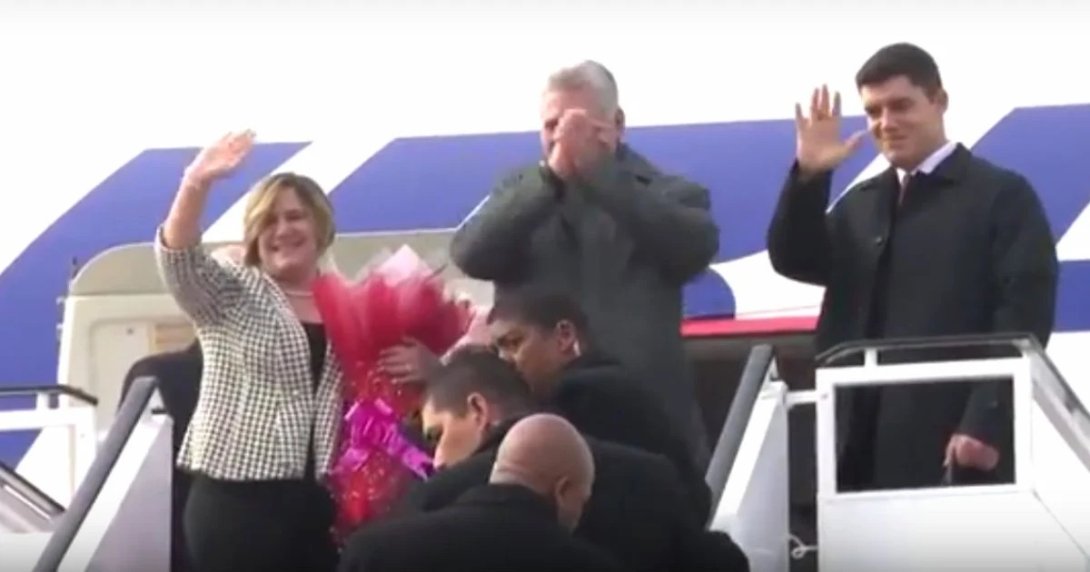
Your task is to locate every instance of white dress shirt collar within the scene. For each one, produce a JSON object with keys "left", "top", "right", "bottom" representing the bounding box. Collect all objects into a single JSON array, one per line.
[{"left": 897, "top": 140, "right": 958, "bottom": 185}]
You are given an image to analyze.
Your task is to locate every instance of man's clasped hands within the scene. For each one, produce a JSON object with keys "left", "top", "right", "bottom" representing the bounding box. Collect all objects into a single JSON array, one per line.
[{"left": 546, "top": 108, "right": 619, "bottom": 181}]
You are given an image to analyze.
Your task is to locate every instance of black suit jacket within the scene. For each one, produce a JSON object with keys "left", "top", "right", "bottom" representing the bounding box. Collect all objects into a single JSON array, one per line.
[
  {"left": 397, "top": 419, "right": 749, "bottom": 572},
  {"left": 340, "top": 484, "right": 621, "bottom": 572},
  {"left": 120, "top": 342, "right": 202, "bottom": 572},
  {"left": 551, "top": 353, "right": 712, "bottom": 521}
]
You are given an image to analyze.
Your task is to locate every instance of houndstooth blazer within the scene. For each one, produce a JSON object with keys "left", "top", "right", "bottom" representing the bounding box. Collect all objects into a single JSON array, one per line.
[{"left": 155, "top": 229, "right": 342, "bottom": 482}]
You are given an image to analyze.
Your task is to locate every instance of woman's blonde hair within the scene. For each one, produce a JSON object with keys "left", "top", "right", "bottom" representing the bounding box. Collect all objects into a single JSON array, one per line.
[{"left": 241, "top": 172, "right": 336, "bottom": 267}]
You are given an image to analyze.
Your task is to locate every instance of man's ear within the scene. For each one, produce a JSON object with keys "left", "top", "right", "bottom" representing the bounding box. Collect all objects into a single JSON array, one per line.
[
  {"left": 614, "top": 107, "right": 626, "bottom": 134},
  {"left": 466, "top": 392, "right": 491, "bottom": 425},
  {"left": 554, "top": 320, "right": 581, "bottom": 356},
  {"left": 553, "top": 474, "right": 572, "bottom": 501},
  {"left": 935, "top": 88, "right": 949, "bottom": 113}
]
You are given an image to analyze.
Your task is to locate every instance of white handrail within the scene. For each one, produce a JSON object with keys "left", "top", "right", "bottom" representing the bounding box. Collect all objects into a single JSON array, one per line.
[{"left": 0, "top": 388, "right": 97, "bottom": 505}]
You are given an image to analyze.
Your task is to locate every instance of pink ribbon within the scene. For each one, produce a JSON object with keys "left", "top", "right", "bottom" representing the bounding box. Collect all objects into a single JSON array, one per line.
[{"left": 334, "top": 398, "right": 433, "bottom": 479}]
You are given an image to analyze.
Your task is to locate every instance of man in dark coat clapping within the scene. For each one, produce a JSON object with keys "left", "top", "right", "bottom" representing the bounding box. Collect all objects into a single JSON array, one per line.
[{"left": 449, "top": 60, "right": 720, "bottom": 469}]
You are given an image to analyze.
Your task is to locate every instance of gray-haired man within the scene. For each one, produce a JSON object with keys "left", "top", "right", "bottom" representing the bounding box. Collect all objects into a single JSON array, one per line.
[{"left": 449, "top": 60, "right": 720, "bottom": 468}]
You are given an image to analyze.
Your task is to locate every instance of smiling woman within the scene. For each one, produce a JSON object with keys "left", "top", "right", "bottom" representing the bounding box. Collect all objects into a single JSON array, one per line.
[
  {"left": 155, "top": 131, "right": 343, "bottom": 571},
  {"left": 241, "top": 172, "right": 336, "bottom": 285}
]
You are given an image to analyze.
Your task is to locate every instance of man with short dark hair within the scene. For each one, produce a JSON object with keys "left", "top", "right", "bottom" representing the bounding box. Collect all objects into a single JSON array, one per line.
[
  {"left": 767, "top": 42, "right": 1058, "bottom": 490},
  {"left": 487, "top": 288, "right": 711, "bottom": 519},
  {"left": 449, "top": 60, "right": 720, "bottom": 468},
  {"left": 418, "top": 345, "right": 536, "bottom": 469},
  {"left": 400, "top": 347, "right": 749, "bottom": 572}
]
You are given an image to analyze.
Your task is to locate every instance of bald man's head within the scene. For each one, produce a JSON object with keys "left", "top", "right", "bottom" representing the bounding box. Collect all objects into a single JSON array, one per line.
[{"left": 490, "top": 414, "right": 594, "bottom": 530}]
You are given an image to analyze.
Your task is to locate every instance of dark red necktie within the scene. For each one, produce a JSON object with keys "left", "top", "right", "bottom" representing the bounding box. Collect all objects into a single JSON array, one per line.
[{"left": 899, "top": 173, "right": 914, "bottom": 206}]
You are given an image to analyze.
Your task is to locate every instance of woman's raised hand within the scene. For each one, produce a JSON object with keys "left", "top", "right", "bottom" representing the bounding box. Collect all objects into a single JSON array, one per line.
[{"left": 183, "top": 130, "right": 256, "bottom": 185}]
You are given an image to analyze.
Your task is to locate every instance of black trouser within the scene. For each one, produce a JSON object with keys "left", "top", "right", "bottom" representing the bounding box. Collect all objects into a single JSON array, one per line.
[{"left": 184, "top": 474, "right": 338, "bottom": 572}]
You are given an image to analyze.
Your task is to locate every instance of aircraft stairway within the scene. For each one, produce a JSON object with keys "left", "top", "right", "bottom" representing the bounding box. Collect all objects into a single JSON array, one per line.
[
  {"left": 0, "top": 377, "right": 171, "bottom": 571},
  {"left": 708, "top": 333, "right": 1090, "bottom": 571}
]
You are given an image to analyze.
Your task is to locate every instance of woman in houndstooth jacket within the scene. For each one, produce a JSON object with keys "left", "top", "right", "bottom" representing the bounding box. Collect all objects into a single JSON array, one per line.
[{"left": 157, "top": 131, "right": 341, "bottom": 572}]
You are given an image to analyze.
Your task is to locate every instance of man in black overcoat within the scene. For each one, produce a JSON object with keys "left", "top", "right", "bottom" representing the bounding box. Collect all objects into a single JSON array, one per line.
[{"left": 767, "top": 42, "right": 1058, "bottom": 490}]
